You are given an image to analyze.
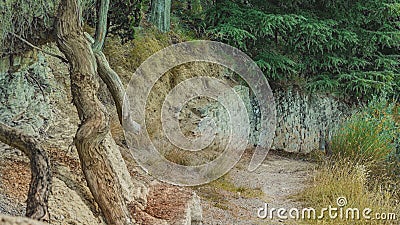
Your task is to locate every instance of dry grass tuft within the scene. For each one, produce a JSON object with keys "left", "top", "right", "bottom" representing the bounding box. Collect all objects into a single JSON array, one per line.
[{"left": 295, "top": 157, "right": 399, "bottom": 224}]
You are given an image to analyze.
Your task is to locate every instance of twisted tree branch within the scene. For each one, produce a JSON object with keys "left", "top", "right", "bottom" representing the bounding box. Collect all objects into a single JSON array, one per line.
[{"left": 0, "top": 123, "right": 51, "bottom": 221}]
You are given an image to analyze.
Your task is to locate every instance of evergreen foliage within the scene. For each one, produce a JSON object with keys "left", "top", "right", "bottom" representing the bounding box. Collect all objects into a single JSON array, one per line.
[
  {"left": 106, "top": 0, "right": 148, "bottom": 42},
  {"left": 193, "top": 0, "right": 400, "bottom": 101},
  {"left": 83, "top": 0, "right": 150, "bottom": 43},
  {"left": 1, "top": 0, "right": 399, "bottom": 101}
]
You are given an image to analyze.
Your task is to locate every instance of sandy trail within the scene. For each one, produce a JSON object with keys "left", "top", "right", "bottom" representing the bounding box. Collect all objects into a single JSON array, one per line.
[{"left": 195, "top": 151, "right": 315, "bottom": 225}]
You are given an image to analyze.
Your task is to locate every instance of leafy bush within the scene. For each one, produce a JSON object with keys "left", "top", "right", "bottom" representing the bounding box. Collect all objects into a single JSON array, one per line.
[{"left": 331, "top": 98, "right": 399, "bottom": 162}]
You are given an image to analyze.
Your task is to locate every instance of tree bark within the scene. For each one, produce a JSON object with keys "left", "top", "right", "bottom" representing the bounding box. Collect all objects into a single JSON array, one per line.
[
  {"left": 55, "top": 0, "right": 133, "bottom": 224},
  {"left": 150, "top": 0, "right": 171, "bottom": 32},
  {"left": 0, "top": 123, "right": 51, "bottom": 221},
  {"left": 87, "top": 0, "right": 148, "bottom": 205},
  {"left": 95, "top": 52, "right": 141, "bottom": 134},
  {"left": 89, "top": 0, "right": 125, "bottom": 125},
  {"left": 93, "top": 0, "right": 109, "bottom": 53},
  {"left": 95, "top": 51, "right": 125, "bottom": 124}
]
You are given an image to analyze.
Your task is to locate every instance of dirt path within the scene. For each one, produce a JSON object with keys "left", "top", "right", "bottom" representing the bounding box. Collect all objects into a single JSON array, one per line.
[
  {"left": 194, "top": 151, "right": 315, "bottom": 225},
  {"left": 0, "top": 142, "right": 316, "bottom": 225}
]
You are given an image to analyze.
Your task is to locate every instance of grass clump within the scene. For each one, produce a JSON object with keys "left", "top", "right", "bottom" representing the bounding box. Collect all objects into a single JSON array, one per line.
[
  {"left": 103, "top": 26, "right": 197, "bottom": 78},
  {"left": 207, "top": 175, "right": 265, "bottom": 199},
  {"left": 331, "top": 98, "right": 399, "bottom": 163},
  {"left": 103, "top": 28, "right": 171, "bottom": 78},
  {"left": 296, "top": 98, "right": 399, "bottom": 224},
  {"left": 297, "top": 158, "right": 399, "bottom": 225},
  {"left": 163, "top": 148, "right": 191, "bottom": 166},
  {"left": 194, "top": 174, "right": 266, "bottom": 212}
]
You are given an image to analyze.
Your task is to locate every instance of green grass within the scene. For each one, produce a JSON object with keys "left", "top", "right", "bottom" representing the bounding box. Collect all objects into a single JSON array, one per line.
[
  {"left": 194, "top": 174, "right": 266, "bottom": 211},
  {"left": 331, "top": 98, "right": 399, "bottom": 163},
  {"left": 208, "top": 175, "right": 265, "bottom": 199},
  {"left": 296, "top": 98, "right": 399, "bottom": 225}
]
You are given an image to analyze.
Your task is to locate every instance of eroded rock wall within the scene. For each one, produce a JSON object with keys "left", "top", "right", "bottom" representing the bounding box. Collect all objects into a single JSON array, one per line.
[
  {"left": 273, "top": 89, "right": 350, "bottom": 153},
  {"left": 188, "top": 86, "right": 350, "bottom": 153},
  {"left": 140, "top": 61, "right": 351, "bottom": 158},
  {"left": 0, "top": 45, "right": 204, "bottom": 225},
  {"left": 0, "top": 50, "right": 52, "bottom": 135}
]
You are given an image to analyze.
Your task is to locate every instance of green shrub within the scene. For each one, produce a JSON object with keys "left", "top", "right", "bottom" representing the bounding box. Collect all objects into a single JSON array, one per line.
[{"left": 331, "top": 98, "right": 399, "bottom": 163}]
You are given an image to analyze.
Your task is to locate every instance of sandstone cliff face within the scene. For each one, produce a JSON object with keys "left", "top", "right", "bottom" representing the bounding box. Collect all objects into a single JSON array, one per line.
[
  {"left": 273, "top": 89, "right": 350, "bottom": 153},
  {"left": 0, "top": 44, "right": 350, "bottom": 155},
  {"left": 0, "top": 45, "right": 351, "bottom": 155},
  {"left": 185, "top": 85, "right": 350, "bottom": 154}
]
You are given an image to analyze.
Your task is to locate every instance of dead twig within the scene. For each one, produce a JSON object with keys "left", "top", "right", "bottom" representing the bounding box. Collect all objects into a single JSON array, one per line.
[{"left": 10, "top": 32, "right": 68, "bottom": 63}]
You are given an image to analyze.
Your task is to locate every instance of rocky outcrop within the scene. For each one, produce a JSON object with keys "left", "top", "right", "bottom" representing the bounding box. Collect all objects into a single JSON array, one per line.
[
  {"left": 136, "top": 62, "right": 351, "bottom": 168},
  {"left": 0, "top": 50, "right": 52, "bottom": 135},
  {"left": 0, "top": 45, "right": 204, "bottom": 225},
  {"left": 188, "top": 86, "right": 350, "bottom": 153},
  {"left": 143, "top": 183, "right": 202, "bottom": 225},
  {"left": 273, "top": 89, "right": 350, "bottom": 153},
  {"left": 0, "top": 214, "right": 48, "bottom": 225},
  {"left": 48, "top": 178, "right": 106, "bottom": 225}
]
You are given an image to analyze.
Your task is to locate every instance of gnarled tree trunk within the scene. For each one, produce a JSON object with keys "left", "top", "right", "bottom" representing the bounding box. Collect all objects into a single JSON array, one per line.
[
  {"left": 55, "top": 0, "right": 134, "bottom": 224},
  {"left": 0, "top": 123, "right": 51, "bottom": 221}
]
